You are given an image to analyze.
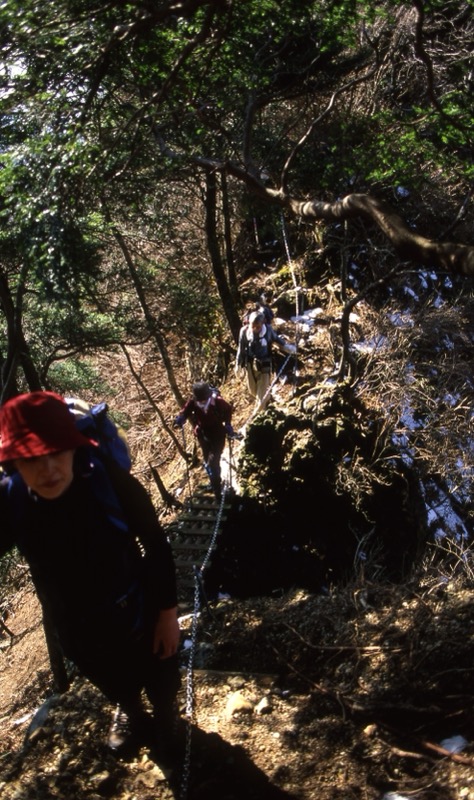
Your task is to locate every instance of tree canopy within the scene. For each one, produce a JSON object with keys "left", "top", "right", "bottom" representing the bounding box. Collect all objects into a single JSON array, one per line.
[{"left": 0, "top": 0, "right": 473, "bottom": 398}]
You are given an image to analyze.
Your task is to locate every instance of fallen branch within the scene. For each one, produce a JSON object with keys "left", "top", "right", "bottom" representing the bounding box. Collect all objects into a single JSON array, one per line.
[
  {"left": 377, "top": 722, "right": 474, "bottom": 767},
  {"left": 281, "top": 621, "right": 402, "bottom": 654}
]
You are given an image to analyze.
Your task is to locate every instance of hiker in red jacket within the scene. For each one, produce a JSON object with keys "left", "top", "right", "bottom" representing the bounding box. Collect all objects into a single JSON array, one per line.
[
  {"left": 174, "top": 382, "right": 239, "bottom": 496},
  {"left": 0, "top": 391, "right": 181, "bottom": 768}
]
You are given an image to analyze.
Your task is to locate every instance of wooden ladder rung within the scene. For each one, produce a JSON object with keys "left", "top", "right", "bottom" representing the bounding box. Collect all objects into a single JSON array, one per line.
[
  {"left": 170, "top": 528, "right": 216, "bottom": 538},
  {"left": 172, "top": 544, "right": 214, "bottom": 556}
]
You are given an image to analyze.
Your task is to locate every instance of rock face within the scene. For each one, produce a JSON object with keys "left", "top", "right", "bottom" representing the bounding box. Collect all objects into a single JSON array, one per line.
[{"left": 205, "top": 388, "right": 427, "bottom": 600}]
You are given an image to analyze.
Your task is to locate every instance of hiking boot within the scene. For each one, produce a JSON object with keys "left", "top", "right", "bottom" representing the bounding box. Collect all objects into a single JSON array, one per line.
[
  {"left": 107, "top": 704, "right": 153, "bottom": 754},
  {"left": 107, "top": 706, "right": 132, "bottom": 752},
  {"left": 151, "top": 704, "right": 183, "bottom": 770}
]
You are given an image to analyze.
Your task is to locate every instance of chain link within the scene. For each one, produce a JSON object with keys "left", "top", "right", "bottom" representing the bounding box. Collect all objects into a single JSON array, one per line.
[{"left": 179, "top": 485, "right": 228, "bottom": 800}]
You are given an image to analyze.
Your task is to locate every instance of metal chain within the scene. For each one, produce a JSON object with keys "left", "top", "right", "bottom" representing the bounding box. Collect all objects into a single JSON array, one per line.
[
  {"left": 179, "top": 485, "right": 228, "bottom": 800},
  {"left": 179, "top": 573, "right": 200, "bottom": 800}
]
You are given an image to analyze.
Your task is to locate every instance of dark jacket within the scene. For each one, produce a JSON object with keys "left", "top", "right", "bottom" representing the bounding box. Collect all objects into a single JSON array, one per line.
[
  {"left": 236, "top": 322, "right": 292, "bottom": 368},
  {"left": 0, "top": 458, "right": 177, "bottom": 651}
]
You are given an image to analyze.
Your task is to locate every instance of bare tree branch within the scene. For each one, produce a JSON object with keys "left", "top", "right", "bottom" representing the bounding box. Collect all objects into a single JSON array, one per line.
[{"left": 289, "top": 193, "right": 474, "bottom": 276}]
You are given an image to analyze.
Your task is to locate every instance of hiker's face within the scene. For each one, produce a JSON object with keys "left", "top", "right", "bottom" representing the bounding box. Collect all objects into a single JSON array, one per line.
[
  {"left": 252, "top": 321, "right": 263, "bottom": 334},
  {"left": 14, "top": 450, "right": 75, "bottom": 499}
]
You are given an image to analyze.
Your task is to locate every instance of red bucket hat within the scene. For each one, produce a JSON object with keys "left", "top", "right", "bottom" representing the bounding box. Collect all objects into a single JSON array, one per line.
[{"left": 0, "top": 391, "right": 97, "bottom": 462}]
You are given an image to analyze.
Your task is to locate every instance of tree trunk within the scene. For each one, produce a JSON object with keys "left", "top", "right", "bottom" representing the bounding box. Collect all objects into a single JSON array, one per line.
[
  {"left": 120, "top": 344, "right": 188, "bottom": 459},
  {"left": 110, "top": 224, "right": 185, "bottom": 407},
  {"left": 204, "top": 172, "right": 242, "bottom": 343},
  {"left": 0, "top": 269, "right": 43, "bottom": 401},
  {"left": 220, "top": 172, "right": 240, "bottom": 305}
]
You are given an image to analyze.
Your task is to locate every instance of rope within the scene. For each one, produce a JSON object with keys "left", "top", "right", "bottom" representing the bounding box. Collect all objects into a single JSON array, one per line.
[
  {"left": 280, "top": 211, "right": 302, "bottom": 317},
  {"left": 280, "top": 211, "right": 302, "bottom": 395},
  {"left": 179, "top": 486, "right": 228, "bottom": 800}
]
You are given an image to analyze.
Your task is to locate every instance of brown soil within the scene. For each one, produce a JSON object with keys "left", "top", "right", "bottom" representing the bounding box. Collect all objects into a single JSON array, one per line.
[{"left": 1, "top": 572, "right": 473, "bottom": 800}]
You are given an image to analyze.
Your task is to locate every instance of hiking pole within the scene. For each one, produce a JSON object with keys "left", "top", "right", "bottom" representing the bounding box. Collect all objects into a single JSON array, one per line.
[
  {"left": 179, "top": 425, "right": 193, "bottom": 498},
  {"left": 257, "top": 353, "right": 293, "bottom": 412},
  {"left": 227, "top": 435, "right": 233, "bottom": 490}
]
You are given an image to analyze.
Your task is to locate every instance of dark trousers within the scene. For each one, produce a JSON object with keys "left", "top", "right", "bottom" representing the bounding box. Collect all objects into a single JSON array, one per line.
[
  {"left": 197, "top": 431, "right": 225, "bottom": 490},
  {"left": 62, "top": 626, "right": 181, "bottom": 717}
]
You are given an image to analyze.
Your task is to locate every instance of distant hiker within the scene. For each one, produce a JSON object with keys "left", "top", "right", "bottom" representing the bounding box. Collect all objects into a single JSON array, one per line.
[
  {"left": 235, "top": 311, "right": 296, "bottom": 412},
  {"left": 174, "top": 382, "right": 238, "bottom": 496},
  {"left": 0, "top": 391, "right": 181, "bottom": 768},
  {"left": 242, "top": 293, "right": 274, "bottom": 327},
  {"left": 258, "top": 292, "right": 275, "bottom": 326}
]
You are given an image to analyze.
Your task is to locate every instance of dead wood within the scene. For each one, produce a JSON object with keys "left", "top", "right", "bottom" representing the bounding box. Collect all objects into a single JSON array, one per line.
[{"left": 289, "top": 193, "right": 474, "bottom": 276}]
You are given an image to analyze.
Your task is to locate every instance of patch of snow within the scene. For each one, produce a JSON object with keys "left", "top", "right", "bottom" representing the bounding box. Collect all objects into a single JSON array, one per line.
[
  {"left": 399, "top": 407, "right": 424, "bottom": 431},
  {"left": 418, "top": 273, "right": 429, "bottom": 290},
  {"left": 441, "top": 335, "right": 455, "bottom": 351},
  {"left": 306, "top": 307, "right": 326, "bottom": 318},
  {"left": 439, "top": 734, "right": 468, "bottom": 753},
  {"left": 388, "top": 312, "right": 415, "bottom": 328},
  {"left": 352, "top": 335, "right": 388, "bottom": 355},
  {"left": 290, "top": 315, "right": 311, "bottom": 323},
  {"left": 382, "top": 794, "right": 409, "bottom": 800},
  {"left": 422, "top": 480, "right": 470, "bottom": 541},
  {"left": 442, "top": 392, "right": 461, "bottom": 407},
  {"left": 404, "top": 286, "right": 419, "bottom": 301}
]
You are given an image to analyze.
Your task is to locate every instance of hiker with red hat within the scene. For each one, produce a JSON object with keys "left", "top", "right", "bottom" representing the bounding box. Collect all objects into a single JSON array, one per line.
[{"left": 0, "top": 391, "right": 181, "bottom": 768}]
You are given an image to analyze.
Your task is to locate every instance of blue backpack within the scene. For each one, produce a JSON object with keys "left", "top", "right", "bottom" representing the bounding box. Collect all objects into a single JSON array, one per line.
[
  {"left": 65, "top": 398, "right": 132, "bottom": 532},
  {"left": 65, "top": 398, "right": 132, "bottom": 473}
]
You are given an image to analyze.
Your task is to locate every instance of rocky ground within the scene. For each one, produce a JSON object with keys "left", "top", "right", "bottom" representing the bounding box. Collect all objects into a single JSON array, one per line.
[{"left": 1, "top": 560, "right": 473, "bottom": 800}]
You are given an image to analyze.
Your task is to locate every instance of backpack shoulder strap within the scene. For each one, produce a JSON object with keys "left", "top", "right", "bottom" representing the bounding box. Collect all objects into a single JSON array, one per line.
[{"left": 80, "top": 456, "right": 130, "bottom": 533}]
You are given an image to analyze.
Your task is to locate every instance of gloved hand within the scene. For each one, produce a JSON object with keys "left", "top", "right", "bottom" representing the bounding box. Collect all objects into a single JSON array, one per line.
[
  {"left": 284, "top": 343, "right": 297, "bottom": 355},
  {"left": 173, "top": 415, "right": 185, "bottom": 429},
  {"left": 225, "top": 423, "right": 244, "bottom": 441}
]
